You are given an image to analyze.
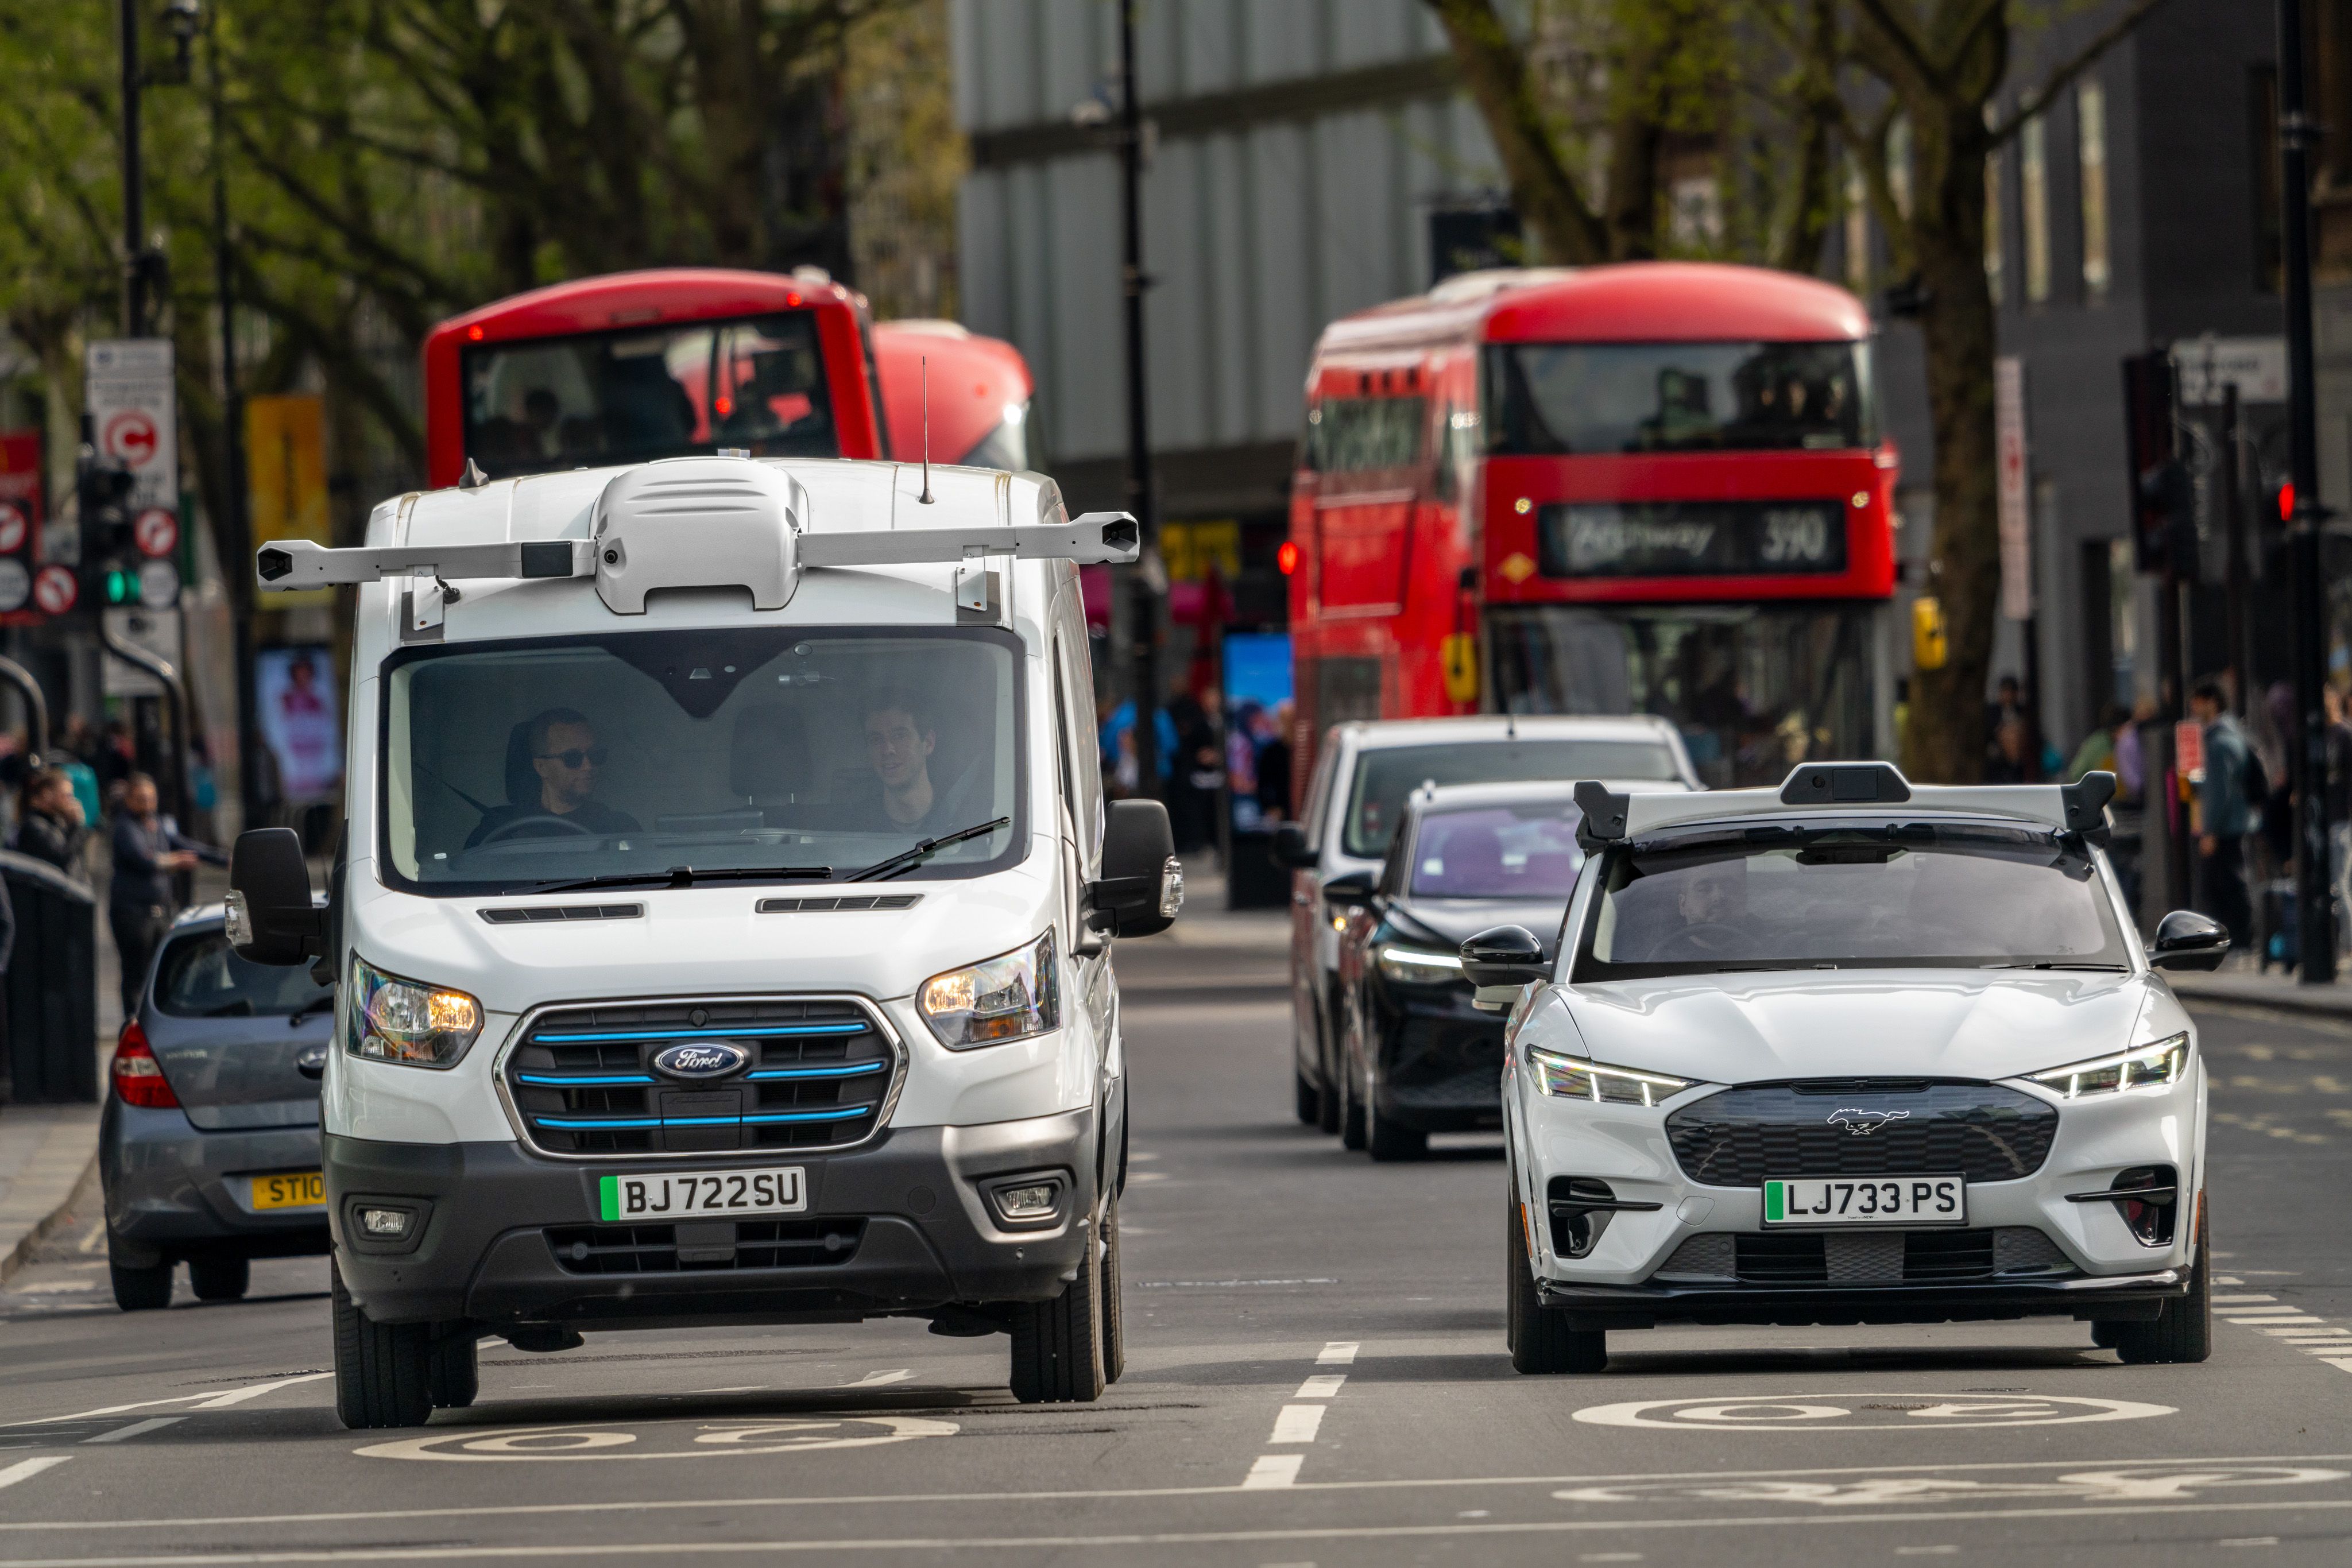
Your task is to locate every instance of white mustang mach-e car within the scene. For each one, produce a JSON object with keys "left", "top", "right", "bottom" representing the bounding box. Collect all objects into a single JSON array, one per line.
[{"left": 1463, "top": 761, "right": 2226, "bottom": 1375}]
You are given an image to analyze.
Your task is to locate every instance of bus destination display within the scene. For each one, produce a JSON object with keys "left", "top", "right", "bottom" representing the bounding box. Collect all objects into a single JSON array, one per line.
[{"left": 1537, "top": 500, "right": 1849, "bottom": 578}]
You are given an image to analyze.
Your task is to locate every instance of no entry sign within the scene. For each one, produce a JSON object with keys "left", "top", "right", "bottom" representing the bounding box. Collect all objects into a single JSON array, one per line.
[{"left": 134, "top": 506, "right": 179, "bottom": 559}]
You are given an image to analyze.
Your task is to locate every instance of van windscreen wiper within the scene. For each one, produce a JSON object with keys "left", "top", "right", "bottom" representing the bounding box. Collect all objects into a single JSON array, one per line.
[
  {"left": 844, "top": 818, "right": 1011, "bottom": 884},
  {"left": 524, "top": 864, "right": 832, "bottom": 895}
]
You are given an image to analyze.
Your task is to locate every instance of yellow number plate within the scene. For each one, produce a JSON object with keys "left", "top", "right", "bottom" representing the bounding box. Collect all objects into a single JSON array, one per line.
[{"left": 250, "top": 1171, "right": 326, "bottom": 1211}]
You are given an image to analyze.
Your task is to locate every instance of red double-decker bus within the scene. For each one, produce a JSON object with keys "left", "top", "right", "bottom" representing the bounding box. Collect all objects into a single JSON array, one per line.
[
  {"left": 421, "top": 269, "right": 1032, "bottom": 486},
  {"left": 1288, "top": 262, "right": 1899, "bottom": 789}
]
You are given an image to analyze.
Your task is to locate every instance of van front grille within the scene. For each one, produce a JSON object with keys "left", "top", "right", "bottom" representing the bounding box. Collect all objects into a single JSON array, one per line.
[
  {"left": 504, "top": 996, "right": 895, "bottom": 1157},
  {"left": 546, "top": 1219, "right": 867, "bottom": 1274}
]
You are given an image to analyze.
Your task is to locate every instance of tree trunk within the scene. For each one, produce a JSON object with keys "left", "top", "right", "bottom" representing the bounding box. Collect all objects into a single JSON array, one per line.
[{"left": 1900, "top": 103, "right": 2001, "bottom": 784}]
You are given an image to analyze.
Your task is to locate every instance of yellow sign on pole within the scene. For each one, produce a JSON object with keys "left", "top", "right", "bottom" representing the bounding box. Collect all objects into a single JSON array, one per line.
[{"left": 246, "top": 394, "right": 329, "bottom": 606}]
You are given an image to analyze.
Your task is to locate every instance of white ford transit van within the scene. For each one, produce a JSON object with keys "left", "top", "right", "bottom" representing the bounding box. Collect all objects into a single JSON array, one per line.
[{"left": 226, "top": 455, "right": 1179, "bottom": 1428}]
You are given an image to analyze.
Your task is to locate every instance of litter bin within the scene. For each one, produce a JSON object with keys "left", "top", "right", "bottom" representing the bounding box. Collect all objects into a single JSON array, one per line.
[{"left": 0, "top": 849, "right": 99, "bottom": 1105}]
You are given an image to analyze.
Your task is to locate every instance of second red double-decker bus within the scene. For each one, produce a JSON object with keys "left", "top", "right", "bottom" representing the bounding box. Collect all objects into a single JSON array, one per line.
[
  {"left": 1289, "top": 262, "right": 1900, "bottom": 789},
  {"left": 420, "top": 269, "right": 1034, "bottom": 487}
]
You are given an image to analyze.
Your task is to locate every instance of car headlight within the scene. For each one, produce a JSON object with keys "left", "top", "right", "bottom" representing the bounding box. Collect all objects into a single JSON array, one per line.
[
  {"left": 919, "top": 930, "right": 1059, "bottom": 1050},
  {"left": 2028, "top": 1033, "right": 2188, "bottom": 1098},
  {"left": 1376, "top": 943, "right": 1463, "bottom": 985},
  {"left": 346, "top": 956, "right": 482, "bottom": 1068},
  {"left": 1527, "top": 1044, "right": 1695, "bottom": 1106}
]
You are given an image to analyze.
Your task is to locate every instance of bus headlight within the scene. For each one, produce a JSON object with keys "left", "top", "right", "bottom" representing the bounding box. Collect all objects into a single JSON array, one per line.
[{"left": 346, "top": 957, "right": 482, "bottom": 1068}]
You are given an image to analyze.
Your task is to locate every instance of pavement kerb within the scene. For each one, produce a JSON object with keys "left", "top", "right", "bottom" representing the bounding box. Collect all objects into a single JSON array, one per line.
[{"left": 0, "top": 1143, "right": 99, "bottom": 1288}]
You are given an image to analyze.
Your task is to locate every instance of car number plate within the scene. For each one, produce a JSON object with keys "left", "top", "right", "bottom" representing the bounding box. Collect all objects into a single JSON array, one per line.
[
  {"left": 1763, "top": 1175, "right": 1965, "bottom": 1226},
  {"left": 597, "top": 1167, "right": 806, "bottom": 1222},
  {"left": 250, "top": 1171, "right": 325, "bottom": 1211}
]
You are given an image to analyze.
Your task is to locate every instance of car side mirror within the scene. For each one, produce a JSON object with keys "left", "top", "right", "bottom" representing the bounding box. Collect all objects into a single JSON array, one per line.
[
  {"left": 1321, "top": 868, "right": 1375, "bottom": 908},
  {"left": 2148, "top": 908, "right": 2230, "bottom": 971},
  {"left": 226, "top": 828, "right": 324, "bottom": 967},
  {"left": 1087, "top": 799, "right": 1181, "bottom": 938},
  {"left": 1461, "top": 924, "right": 1549, "bottom": 1012},
  {"left": 1270, "top": 822, "right": 1316, "bottom": 869}
]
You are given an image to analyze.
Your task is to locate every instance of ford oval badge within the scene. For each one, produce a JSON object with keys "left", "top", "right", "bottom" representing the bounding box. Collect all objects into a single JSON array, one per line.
[{"left": 653, "top": 1042, "right": 749, "bottom": 1081}]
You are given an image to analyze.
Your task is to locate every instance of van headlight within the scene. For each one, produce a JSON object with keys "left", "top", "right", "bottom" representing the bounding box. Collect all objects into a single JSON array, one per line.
[
  {"left": 2028, "top": 1033, "right": 2189, "bottom": 1098},
  {"left": 346, "top": 956, "right": 483, "bottom": 1068},
  {"left": 919, "top": 931, "right": 1059, "bottom": 1050},
  {"left": 1527, "top": 1045, "right": 1696, "bottom": 1106},
  {"left": 1376, "top": 943, "right": 1464, "bottom": 986}
]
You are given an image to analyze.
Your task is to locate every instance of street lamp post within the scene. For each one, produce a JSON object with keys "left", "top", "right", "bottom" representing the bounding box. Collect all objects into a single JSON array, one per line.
[
  {"left": 1116, "top": 0, "right": 1160, "bottom": 800},
  {"left": 2278, "top": 0, "right": 2336, "bottom": 984}
]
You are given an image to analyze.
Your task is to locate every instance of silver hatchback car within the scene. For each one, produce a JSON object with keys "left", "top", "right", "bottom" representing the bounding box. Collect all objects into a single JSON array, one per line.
[{"left": 100, "top": 906, "right": 336, "bottom": 1310}]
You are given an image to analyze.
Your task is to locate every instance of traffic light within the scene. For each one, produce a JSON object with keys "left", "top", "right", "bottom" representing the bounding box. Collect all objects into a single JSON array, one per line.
[
  {"left": 76, "top": 455, "right": 140, "bottom": 609},
  {"left": 2122, "top": 351, "right": 2183, "bottom": 573}
]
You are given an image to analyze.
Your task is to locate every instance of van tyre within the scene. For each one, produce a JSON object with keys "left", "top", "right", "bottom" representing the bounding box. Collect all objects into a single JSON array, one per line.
[
  {"left": 188, "top": 1255, "right": 249, "bottom": 1302},
  {"left": 1294, "top": 1068, "right": 1320, "bottom": 1126},
  {"left": 1507, "top": 1196, "right": 1605, "bottom": 1374},
  {"left": 428, "top": 1325, "right": 479, "bottom": 1409},
  {"left": 2112, "top": 1202, "right": 2212, "bottom": 1366},
  {"left": 109, "top": 1256, "right": 173, "bottom": 1312},
  {"left": 1099, "top": 1191, "right": 1126, "bottom": 1385},
  {"left": 1008, "top": 1216, "right": 1107, "bottom": 1404},
  {"left": 332, "top": 1256, "right": 434, "bottom": 1429}
]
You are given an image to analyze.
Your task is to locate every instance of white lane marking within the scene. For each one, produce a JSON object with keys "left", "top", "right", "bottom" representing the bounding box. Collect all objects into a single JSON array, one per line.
[
  {"left": 14, "top": 1451, "right": 2352, "bottom": 1534},
  {"left": 839, "top": 1370, "right": 912, "bottom": 1389},
  {"left": 1580, "top": 1556, "right": 1643, "bottom": 1564},
  {"left": 76, "top": 1223, "right": 106, "bottom": 1255},
  {"left": 0, "top": 1457, "right": 69, "bottom": 1492},
  {"left": 1295, "top": 1376, "right": 1346, "bottom": 1400},
  {"left": 2258, "top": 1327, "right": 2342, "bottom": 1337},
  {"left": 2222, "top": 1312, "right": 2316, "bottom": 1321},
  {"left": 2214, "top": 1294, "right": 2278, "bottom": 1304},
  {"left": 1243, "top": 1454, "right": 1303, "bottom": 1489},
  {"left": 1269, "top": 1406, "right": 1325, "bottom": 1445},
  {"left": 360, "top": 1416, "right": 957, "bottom": 1462},
  {"left": 2322, "top": 1359, "right": 2352, "bottom": 1375},
  {"left": 1317, "top": 1342, "right": 1358, "bottom": 1366},
  {"left": 1139, "top": 1279, "right": 1338, "bottom": 1289},
  {"left": 1895, "top": 1550, "right": 1959, "bottom": 1558},
  {"left": 83, "top": 1418, "right": 183, "bottom": 1445},
  {"left": 8, "top": 1370, "right": 333, "bottom": 1427},
  {"left": 13, "top": 1281, "right": 95, "bottom": 1294},
  {"left": 2221, "top": 1539, "right": 2281, "bottom": 1548}
]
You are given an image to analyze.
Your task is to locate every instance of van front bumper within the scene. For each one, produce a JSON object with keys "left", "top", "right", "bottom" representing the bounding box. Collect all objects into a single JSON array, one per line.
[{"left": 324, "top": 1109, "right": 1097, "bottom": 1328}]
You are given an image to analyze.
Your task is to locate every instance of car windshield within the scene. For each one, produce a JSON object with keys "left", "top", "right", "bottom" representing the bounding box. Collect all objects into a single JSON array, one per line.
[
  {"left": 1577, "top": 820, "right": 2132, "bottom": 978},
  {"left": 1488, "top": 340, "right": 1873, "bottom": 454},
  {"left": 462, "top": 312, "right": 837, "bottom": 479},
  {"left": 156, "top": 931, "right": 336, "bottom": 1017},
  {"left": 381, "top": 626, "right": 1023, "bottom": 895},
  {"left": 1409, "top": 803, "right": 1584, "bottom": 900},
  {"left": 1344, "top": 740, "right": 1680, "bottom": 858}
]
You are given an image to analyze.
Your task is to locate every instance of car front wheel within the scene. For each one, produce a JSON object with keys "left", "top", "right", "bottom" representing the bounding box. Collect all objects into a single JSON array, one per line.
[
  {"left": 109, "top": 1256, "right": 173, "bottom": 1313},
  {"left": 1507, "top": 1194, "right": 1604, "bottom": 1374},
  {"left": 2110, "top": 1201, "right": 2212, "bottom": 1365}
]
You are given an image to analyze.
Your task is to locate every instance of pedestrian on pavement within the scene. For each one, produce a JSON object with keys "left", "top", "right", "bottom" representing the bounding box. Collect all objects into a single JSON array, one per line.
[
  {"left": 107, "top": 771, "right": 225, "bottom": 1018},
  {"left": 2327, "top": 686, "right": 2352, "bottom": 956},
  {"left": 2189, "top": 677, "right": 2256, "bottom": 955},
  {"left": 1986, "top": 715, "right": 2033, "bottom": 784},
  {"left": 11, "top": 766, "right": 89, "bottom": 877},
  {"left": 2065, "top": 703, "right": 2130, "bottom": 784}
]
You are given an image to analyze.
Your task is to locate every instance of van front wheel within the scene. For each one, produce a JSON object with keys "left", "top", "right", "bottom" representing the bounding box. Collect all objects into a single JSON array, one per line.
[
  {"left": 332, "top": 1256, "right": 435, "bottom": 1430},
  {"left": 1008, "top": 1217, "right": 1107, "bottom": 1404}
]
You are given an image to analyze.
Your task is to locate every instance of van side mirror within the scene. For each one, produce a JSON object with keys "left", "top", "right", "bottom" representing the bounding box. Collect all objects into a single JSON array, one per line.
[
  {"left": 2148, "top": 908, "right": 2230, "bottom": 971},
  {"left": 226, "top": 828, "right": 324, "bottom": 967},
  {"left": 1460, "top": 924, "right": 1549, "bottom": 1012},
  {"left": 1270, "top": 822, "right": 1316, "bottom": 869},
  {"left": 1321, "top": 868, "right": 1375, "bottom": 908},
  {"left": 1088, "top": 799, "right": 1181, "bottom": 938}
]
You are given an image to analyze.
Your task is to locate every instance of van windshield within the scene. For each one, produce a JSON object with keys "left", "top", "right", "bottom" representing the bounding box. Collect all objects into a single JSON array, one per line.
[{"left": 381, "top": 627, "right": 1024, "bottom": 895}]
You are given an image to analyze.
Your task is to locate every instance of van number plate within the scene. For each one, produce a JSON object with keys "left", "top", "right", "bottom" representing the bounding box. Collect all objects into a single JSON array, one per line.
[
  {"left": 1763, "top": 1175, "right": 1965, "bottom": 1226},
  {"left": 598, "top": 1167, "right": 806, "bottom": 1221}
]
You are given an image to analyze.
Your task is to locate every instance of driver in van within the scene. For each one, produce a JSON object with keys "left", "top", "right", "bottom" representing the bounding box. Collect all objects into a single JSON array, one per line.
[
  {"left": 466, "top": 707, "right": 641, "bottom": 847},
  {"left": 864, "top": 688, "right": 953, "bottom": 834}
]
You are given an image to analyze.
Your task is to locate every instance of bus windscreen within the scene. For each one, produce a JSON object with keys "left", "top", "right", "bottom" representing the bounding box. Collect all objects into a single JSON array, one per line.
[
  {"left": 463, "top": 312, "right": 837, "bottom": 478},
  {"left": 1487, "top": 340, "right": 1873, "bottom": 455}
]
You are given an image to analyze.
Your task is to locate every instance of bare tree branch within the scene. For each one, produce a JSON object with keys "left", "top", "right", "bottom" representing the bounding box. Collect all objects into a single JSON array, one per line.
[{"left": 1991, "top": 0, "right": 2172, "bottom": 144}]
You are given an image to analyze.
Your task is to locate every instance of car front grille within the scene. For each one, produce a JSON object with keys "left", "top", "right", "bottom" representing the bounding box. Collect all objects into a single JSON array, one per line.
[
  {"left": 504, "top": 996, "right": 896, "bottom": 1157},
  {"left": 1664, "top": 1081, "right": 2058, "bottom": 1187},
  {"left": 1653, "top": 1226, "right": 2072, "bottom": 1287},
  {"left": 546, "top": 1219, "right": 867, "bottom": 1274}
]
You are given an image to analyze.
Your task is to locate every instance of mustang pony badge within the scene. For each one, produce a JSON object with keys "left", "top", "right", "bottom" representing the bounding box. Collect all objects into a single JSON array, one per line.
[{"left": 1828, "top": 1107, "right": 1910, "bottom": 1136}]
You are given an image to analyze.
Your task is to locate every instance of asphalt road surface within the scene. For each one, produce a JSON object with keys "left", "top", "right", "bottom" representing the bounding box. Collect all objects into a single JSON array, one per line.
[{"left": 5, "top": 928, "right": 2351, "bottom": 1567}]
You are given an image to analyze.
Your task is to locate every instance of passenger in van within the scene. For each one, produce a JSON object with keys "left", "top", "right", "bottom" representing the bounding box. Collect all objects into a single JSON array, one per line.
[
  {"left": 862, "top": 688, "right": 956, "bottom": 834},
  {"left": 465, "top": 708, "right": 641, "bottom": 847}
]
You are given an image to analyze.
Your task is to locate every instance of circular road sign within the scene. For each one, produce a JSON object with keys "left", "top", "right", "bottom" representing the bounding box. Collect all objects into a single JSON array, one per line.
[
  {"left": 103, "top": 409, "right": 160, "bottom": 467},
  {"left": 137, "top": 557, "right": 181, "bottom": 608},
  {"left": 31, "top": 563, "right": 78, "bottom": 615},
  {"left": 134, "top": 507, "right": 179, "bottom": 559},
  {"left": 0, "top": 501, "right": 26, "bottom": 554},
  {"left": 0, "top": 559, "right": 28, "bottom": 614}
]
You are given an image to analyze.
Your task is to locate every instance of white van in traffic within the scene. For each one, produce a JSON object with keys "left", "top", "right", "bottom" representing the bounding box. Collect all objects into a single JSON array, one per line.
[{"left": 226, "top": 455, "right": 1179, "bottom": 1428}]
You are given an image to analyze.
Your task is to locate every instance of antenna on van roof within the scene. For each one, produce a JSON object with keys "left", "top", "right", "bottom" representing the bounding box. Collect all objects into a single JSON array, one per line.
[{"left": 918, "top": 355, "right": 935, "bottom": 505}]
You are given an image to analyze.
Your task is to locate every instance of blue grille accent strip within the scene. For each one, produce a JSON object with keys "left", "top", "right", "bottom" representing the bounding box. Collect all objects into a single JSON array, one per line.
[
  {"left": 742, "top": 1109, "right": 869, "bottom": 1125},
  {"left": 533, "top": 1023, "right": 867, "bottom": 1044},
  {"left": 517, "top": 1072, "right": 654, "bottom": 1087},
  {"left": 745, "top": 1063, "right": 886, "bottom": 1081}
]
